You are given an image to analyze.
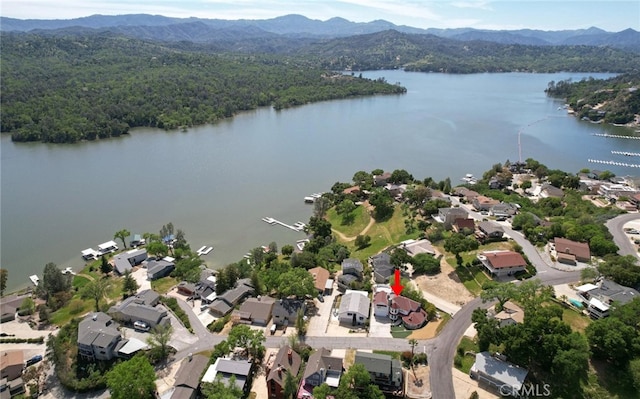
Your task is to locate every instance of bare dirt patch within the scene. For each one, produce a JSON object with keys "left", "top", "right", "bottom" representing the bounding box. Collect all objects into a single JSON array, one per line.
[
  {"left": 414, "top": 258, "right": 474, "bottom": 306},
  {"left": 405, "top": 365, "right": 431, "bottom": 399},
  {"left": 407, "top": 319, "right": 443, "bottom": 340}
]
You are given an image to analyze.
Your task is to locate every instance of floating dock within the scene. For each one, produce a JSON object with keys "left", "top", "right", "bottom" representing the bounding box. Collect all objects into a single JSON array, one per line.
[
  {"left": 588, "top": 159, "right": 640, "bottom": 168},
  {"left": 612, "top": 150, "right": 640, "bottom": 157},
  {"left": 29, "top": 275, "right": 39, "bottom": 286},
  {"left": 197, "top": 246, "right": 213, "bottom": 256},
  {"left": 304, "top": 193, "right": 324, "bottom": 203},
  {"left": 594, "top": 133, "right": 640, "bottom": 140},
  {"left": 262, "top": 217, "right": 306, "bottom": 232}
]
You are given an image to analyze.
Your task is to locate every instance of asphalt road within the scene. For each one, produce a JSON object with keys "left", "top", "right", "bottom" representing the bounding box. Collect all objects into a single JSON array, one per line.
[{"left": 605, "top": 213, "right": 640, "bottom": 258}]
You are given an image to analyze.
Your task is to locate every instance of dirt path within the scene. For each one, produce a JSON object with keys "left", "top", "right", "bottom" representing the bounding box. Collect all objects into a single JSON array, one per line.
[{"left": 331, "top": 202, "right": 376, "bottom": 242}]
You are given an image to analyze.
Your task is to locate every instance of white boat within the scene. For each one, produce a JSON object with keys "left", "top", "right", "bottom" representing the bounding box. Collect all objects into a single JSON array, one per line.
[
  {"left": 61, "top": 267, "right": 76, "bottom": 275},
  {"left": 29, "top": 275, "right": 39, "bottom": 286},
  {"left": 461, "top": 174, "right": 477, "bottom": 184},
  {"left": 304, "top": 196, "right": 315, "bottom": 203}
]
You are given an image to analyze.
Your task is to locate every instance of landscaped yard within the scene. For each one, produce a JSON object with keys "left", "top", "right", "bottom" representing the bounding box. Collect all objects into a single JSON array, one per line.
[
  {"left": 455, "top": 337, "right": 480, "bottom": 374},
  {"left": 151, "top": 276, "right": 178, "bottom": 294},
  {"left": 453, "top": 264, "right": 490, "bottom": 296},
  {"left": 390, "top": 325, "right": 413, "bottom": 339}
]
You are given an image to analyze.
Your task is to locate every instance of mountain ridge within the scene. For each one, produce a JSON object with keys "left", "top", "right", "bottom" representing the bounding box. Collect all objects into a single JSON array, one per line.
[{"left": 2, "top": 13, "right": 638, "bottom": 50}]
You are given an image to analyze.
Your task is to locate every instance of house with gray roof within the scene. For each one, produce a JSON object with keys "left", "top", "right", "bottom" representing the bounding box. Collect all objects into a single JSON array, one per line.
[
  {"left": 370, "top": 252, "right": 395, "bottom": 283},
  {"left": 208, "top": 279, "right": 255, "bottom": 317},
  {"left": 272, "top": 299, "right": 305, "bottom": 327},
  {"left": 578, "top": 279, "right": 640, "bottom": 319},
  {"left": 436, "top": 207, "right": 469, "bottom": 229},
  {"left": 107, "top": 289, "right": 168, "bottom": 328},
  {"left": 477, "top": 221, "right": 504, "bottom": 240},
  {"left": 338, "top": 290, "right": 370, "bottom": 326},
  {"left": 337, "top": 274, "right": 358, "bottom": 292},
  {"left": 147, "top": 259, "right": 175, "bottom": 280},
  {"left": 354, "top": 351, "right": 403, "bottom": 393},
  {"left": 341, "top": 258, "right": 363, "bottom": 279},
  {"left": 470, "top": 352, "right": 528, "bottom": 395},
  {"left": 77, "top": 313, "right": 123, "bottom": 361},
  {"left": 301, "top": 348, "right": 343, "bottom": 388},
  {"left": 202, "top": 358, "right": 252, "bottom": 392},
  {"left": 113, "top": 249, "right": 147, "bottom": 275},
  {"left": 232, "top": 296, "right": 275, "bottom": 326},
  {"left": 170, "top": 354, "right": 209, "bottom": 399}
]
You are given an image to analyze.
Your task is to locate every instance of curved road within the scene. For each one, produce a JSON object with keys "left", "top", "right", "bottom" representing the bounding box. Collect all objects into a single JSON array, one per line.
[{"left": 169, "top": 211, "right": 639, "bottom": 398}]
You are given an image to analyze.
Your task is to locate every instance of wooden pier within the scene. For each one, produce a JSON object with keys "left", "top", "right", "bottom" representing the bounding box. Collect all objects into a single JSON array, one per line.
[{"left": 262, "top": 217, "right": 306, "bottom": 232}]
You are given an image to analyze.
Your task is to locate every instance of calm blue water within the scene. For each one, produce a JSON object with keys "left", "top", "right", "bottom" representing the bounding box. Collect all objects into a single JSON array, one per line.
[{"left": 1, "top": 71, "right": 635, "bottom": 292}]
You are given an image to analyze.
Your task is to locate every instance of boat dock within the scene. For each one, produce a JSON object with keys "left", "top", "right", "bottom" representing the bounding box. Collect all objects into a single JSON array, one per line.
[
  {"left": 29, "top": 275, "right": 39, "bottom": 286},
  {"left": 594, "top": 133, "right": 640, "bottom": 140},
  {"left": 612, "top": 150, "right": 640, "bottom": 157},
  {"left": 304, "top": 193, "right": 324, "bottom": 203},
  {"left": 262, "top": 217, "right": 306, "bottom": 232},
  {"left": 197, "top": 246, "right": 214, "bottom": 256},
  {"left": 588, "top": 159, "right": 640, "bottom": 168}
]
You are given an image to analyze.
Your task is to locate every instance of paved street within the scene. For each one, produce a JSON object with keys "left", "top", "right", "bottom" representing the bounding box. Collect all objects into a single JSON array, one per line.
[{"left": 606, "top": 212, "right": 640, "bottom": 258}]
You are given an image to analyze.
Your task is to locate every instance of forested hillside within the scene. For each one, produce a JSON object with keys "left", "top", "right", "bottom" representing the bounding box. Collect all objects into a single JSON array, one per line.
[
  {"left": 545, "top": 73, "right": 640, "bottom": 124},
  {"left": 0, "top": 33, "right": 406, "bottom": 143},
  {"left": 294, "top": 30, "right": 640, "bottom": 73}
]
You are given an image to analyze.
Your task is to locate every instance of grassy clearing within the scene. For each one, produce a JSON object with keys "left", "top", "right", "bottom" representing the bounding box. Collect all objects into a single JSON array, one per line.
[
  {"left": 455, "top": 337, "right": 479, "bottom": 374},
  {"left": 562, "top": 307, "right": 591, "bottom": 333},
  {"left": 72, "top": 275, "right": 91, "bottom": 290},
  {"left": 390, "top": 325, "right": 412, "bottom": 339},
  {"left": 50, "top": 299, "right": 93, "bottom": 325},
  {"left": 454, "top": 265, "right": 486, "bottom": 296},
  {"left": 373, "top": 350, "right": 401, "bottom": 360},
  {"left": 327, "top": 205, "right": 371, "bottom": 237},
  {"left": 151, "top": 276, "right": 178, "bottom": 294}
]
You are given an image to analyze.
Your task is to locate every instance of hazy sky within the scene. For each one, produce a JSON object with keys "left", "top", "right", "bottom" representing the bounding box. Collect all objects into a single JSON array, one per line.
[{"left": 1, "top": 1, "right": 638, "bottom": 31}]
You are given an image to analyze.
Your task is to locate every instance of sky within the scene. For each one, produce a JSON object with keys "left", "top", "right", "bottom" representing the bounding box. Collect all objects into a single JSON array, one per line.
[{"left": 1, "top": 1, "right": 638, "bottom": 32}]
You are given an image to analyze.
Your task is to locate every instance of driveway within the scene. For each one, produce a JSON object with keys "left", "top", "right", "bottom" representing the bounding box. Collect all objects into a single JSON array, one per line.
[{"left": 368, "top": 315, "right": 393, "bottom": 338}]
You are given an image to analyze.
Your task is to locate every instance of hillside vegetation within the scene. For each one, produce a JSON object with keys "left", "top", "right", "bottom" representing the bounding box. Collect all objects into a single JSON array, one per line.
[{"left": 0, "top": 33, "right": 406, "bottom": 143}]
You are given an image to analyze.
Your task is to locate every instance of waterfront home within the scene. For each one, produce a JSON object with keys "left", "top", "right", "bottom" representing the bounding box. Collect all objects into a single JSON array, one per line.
[
  {"left": 470, "top": 352, "right": 528, "bottom": 396},
  {"left": 308, "top": 266, "right": 331, "bottom": 296},
  {"left": 231, "top": 296, "right": 276, "bottom": 326},
  {"left": 108, "top": 289, "right": 168, "bottom": 328},
  {"left": 373, "top": 172, "right": 392, "bottom": 187},
  {"left": 477, "top": 251, "right": 527, "bottom": 278},
  {"left": 452, "top": 187, "right": 480, "bottom": 202},
  {"left": 77, "top": 313, "right": 123, "bottom": 361},
  {"left": 338, "top": 290, "right": 370, "bottom": 326},
  {"left": 370, "top": 252, "right": 394, "bottom": 284},
  {"left": 577, "top": 279, "right": 640, "bottom": 319},
  {"left": 300, "top": 348, "right": 343, "bottom": 391},
  {"left": 539, "top": 183, "right": 564, "bottom": 199},
  {"left": 400, "top": 239, "right": 436, "bottom": 257},
  {"left": 597, "top": 182, "right": 638, "bottom": 201},
  {"left": 354, "top": 351, "right": 403, "bottom": 393},
  {"left": 266, "top": 346, "right": 301, "bottom": 399},
  {"left": 553, "top": 237, "right": 591, "bottom": 264},
  {"left": 113, "top": 248, "right": 147, "bottom": 275},
  {"left": 202, "top": 358, "right": 252, "bottom": 392},
  {"left": 170, "top": 354, "right": 209, "bottom": 399},
  {"left": 196, "top": 271, "right": 216, "bottom": 303},
  {"left": 208, "top": 279, "right": 255, "bottom": 317},
  {"left": 147, "top": 259, "right": 175, "bottom": 280},
  {"left": 436, "top": 207, "right": 469, "bottom": 230},
  {"left": 271, "top": 299, "right": 305, "bottom": 327}
]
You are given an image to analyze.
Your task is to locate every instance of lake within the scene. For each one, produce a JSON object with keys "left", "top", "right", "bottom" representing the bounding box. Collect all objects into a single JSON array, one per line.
[{"left": 1, "top": 70, "right": 636, "bottom": 292}]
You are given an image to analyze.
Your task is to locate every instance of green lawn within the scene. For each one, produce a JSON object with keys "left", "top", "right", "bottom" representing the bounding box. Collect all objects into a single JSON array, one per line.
[
  {"left": 390, "top": 325, "right": 412, "bottom": 339},
  {"left": 454, "top": 265, "right": 486, "bottom": 296},
  {"left": 50, "top": 299, "right": 93, "bottom": 325},
  {"left": 151, "top": 276, "right": 178, "bottom": 294},
  {"left": 373, "top": 350, "right": 401, "bottom": 360},
  {"left": 72, "top": 275, "right": 91, "bottom": 290},
  {"left": 455, "top": 337, "right": 479, "bottom": 374},
  {"left": 562, "top": 307, "right": 591, "bottom": 333},
  {"left": 327, "top": 205, "right": 371, "bottom": 237}
]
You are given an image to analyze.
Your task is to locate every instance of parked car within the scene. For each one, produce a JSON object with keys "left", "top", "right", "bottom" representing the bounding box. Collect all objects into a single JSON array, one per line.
[
  {"left": 25, "top": 354, "right": 43, "bottom": 367},
  {"left": 133, "top": 320, "right": 150, "bottom": 332},
  {"left": 317, "top": 294, "right": 324, "bottom": 303},
  {"left": 627, "top": 229, "right": 640, "bottom": 235}
]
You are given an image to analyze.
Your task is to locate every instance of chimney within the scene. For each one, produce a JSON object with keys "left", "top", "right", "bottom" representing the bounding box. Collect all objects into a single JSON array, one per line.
[
  {"left": 287, "top": 349, "right": 292, "bottom": 363},
  {"left": 278, "top": 366, "right": 282, "bottom": 377}
]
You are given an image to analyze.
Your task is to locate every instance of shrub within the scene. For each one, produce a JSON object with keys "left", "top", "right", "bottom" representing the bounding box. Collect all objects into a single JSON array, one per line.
[
  {"left": 68, "top": 299, "right": 85, "bottom": 315},
  {"left": 454, "top": 355, "right": 463, "bottom": 367},
  {"left": 401, "top": 351, "right": 414, "bottom": 366},
  {"left": 414, "top": 353, "right": 428, "bottom": 365}
]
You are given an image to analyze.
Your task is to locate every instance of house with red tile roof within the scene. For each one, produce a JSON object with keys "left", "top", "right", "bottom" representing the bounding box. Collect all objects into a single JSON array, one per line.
[
  {"left": 477, "top": 251, "right": 527, "bottom": 278},
  {"left": 389, "top": 295, "right": 427, "bottom": 330}
]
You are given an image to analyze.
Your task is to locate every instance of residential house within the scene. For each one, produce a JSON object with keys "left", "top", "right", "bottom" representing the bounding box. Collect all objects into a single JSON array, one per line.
[
  {"left": 492, "top": 301, "right": 524, "bottom": 327},
  {"left": 373, "top": 172, "right": 392, "bottom": 187},
  {"left": 488, "top": 176, "right": 503, "bottom": 189},
  {"left": 342, "top": 185, "right": 361, "bottom": 195},
  {"left": 630, "top": 193, "right": 640, "bottom": 209},
  {"left": 202, "top": 358, "right": 252, "bottom": 392},
  {"left": 108, "top": 289, "right": 168, "bottom": 328},
  {"left": 370, "top": 252, "right": 395, "bottom": 284},
  {"left": 196, "top": 272, "right": 217, "bottom": 303},
  {"left": 147, "top": 259, "right": 175, "bottom": 280},
  {"left": 472, "top": 195, "right": 500, "bottom": 212},
  {"left": 113, "top": 248, "right": 147, "bottom": 275},
  {"left": 430, "top": 190, "right": 451, "bottom": 203},
  {"left": 354, "top": 351, "right": 403, "bottom": 393},
  {"left": 308, "top": 267, "right": 331, "bottom": 296},
  {"left": 490, "top": 203, "right": 518, "bottom": 219},
  {"left": 452, "top": 187, "right": 480, "bottom": 202},
  {"left": 389, "top": 295, "right": 428, "bottom": 330},
  {"left": 597, "top": 182, "right": 638, "bottom": 201},
  {"left": 208, "top": 279, "right": 255, "bottom": 317},
  {"left": 300, "top": 348, "right": 343, "bottom": 392},
  {"left": 477, "top": 221, "right": 504, "bottom": 240},
  {"left": 231, "top": 296, "right": 275, "bottom": 326},
  {"left": 553, "top": 237, "right": 591, "bottom": 264},
  {"left": 0, "top": 351, "right": 23, "bottom": 381},
  {"left": 77, "top": 312, "right": 123, "bottom": 361},
  {"left": 577, "top": 279, "right": 640, "bottom": 319},
  {"left": 170, "top": 354, "right": 209, "bottom": 399},
  {"left": 266, "top": 346, "right": 302, "bottom": 399},
  {"left": 337, "top": 274, "right": 359, "bottom": 292},
  {"left": 539, "top": 183, "right": 564, "bottom": 198},
  {"left": 177, "top": 282, "right": 197, "bottom": 297},
  {"left": 0, "top": 295, "right": 25, "bottom": 324},
  {"left": 477, "top": 251, "right": 527, "bottom": 278},
  {"left": 400, "top": 239, "right": 436, "bottom": 257},
  {"left": 470, "top": 352, "right": 528, "bottom": 396},
  {"left": 386, "top": 183, "right": 407, "bottom": 199},
  {"left": 453, "top": 218, "right": 475, "bottom": 233},
  {"left": 272, "top": 299, "right": 305, "bottom": 327},
  {"left": 373, "top": 291, "right": 390, "bottom": 317},
  {"left": 437, "top": 207, "right": 469, "bottom": 230},
  {"left": 338, "top": 290, "right": 370, "bottom": 326},
  {"left": 341, "top": 258, "right": 363, "bottom": 279}
]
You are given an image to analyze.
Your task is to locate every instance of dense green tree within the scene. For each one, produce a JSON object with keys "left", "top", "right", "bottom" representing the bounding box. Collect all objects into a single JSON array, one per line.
[
  {"left": 227, "top": 325, "right": 265, "bottom": 362},
  {"left": 352, "top": 171, "right": 373, "bottom": 189},
  {"left": 369, "top": 188, "right": 394, "bottom": 221},
  {"left": 404, "top": 185, "right": 431, "bottom": 208},
  {"left": 423, "top": 198, "right": 451, "bottom": 217},
  {"left": 585, "top": 317, "right": 639, "bottom": 365},
  {"left": 81, "top": 278, "right": 112, "bottom": 312},
  {"left": 313, "top": 383, "right": 332, "bottom": 399},
  {"left": 106, "top": 355, "right": 156, "bottom": 399},
  {"left": 411, "top": 253, "right": 441, "bottom": 275},
  {"left": 480, "top": 281, "right": 517, "bottom": 312},
  {"left": 390, "top": 247, "right": 412, "bottom": 269},
  {"left": 389, "top": 169, "right": 413, "bottom": 184},
  {"left": 122, "top": 269, "right": 139, "bottom": 297},
  {"left": 443, "top": 233, "right": 479, "bottom": 255},
  {"left": 19, "top": 297, "right": 35, "bottom": 316},
  {"left": 40, "top": 262, "right": 71, "bottom": 300},
  {"left": 314, "top": 196, "right": 332, "bottom": 218},
  {"left": 146, "top": 242, "right": 169, "bottom": 258},
  {"left": 290, "top": 251, "right": 317, "bottom": 269},
  {"left": 100, "top": 256, "right": 113, "bottom": 275},
  {"left": 147, "top": 324, "right": 173, "bottom": 363},
  {"left": 336, "top": 199, "right": 357, "bottom": 224},
  {"left": 277, "top": 268, "right": 316, "bottom": 299},
  {"left": 283, "top": 370, "right": 299, "bottom": 399},
  {"left": 173, "top": 256, "right": 203, "bottom": 283},
  {"left": 114, "top": 229, "right": 130, "bottom": 249},
  {"left": 629, "top": 358, "right": 640, "bottom": 391},
  {"left": 281, "top": 244, "right": 294, "bottom": 257},
  {"left": 306, "top": 216, "right": 333, "bottom": 239},
  {"left": 354, "top": 234, "right": 371, "bottom": 249},
  {"left": 335, "top": 363, "right": 385, "bottom": 399},
  {"left": 201, "top": 376, "right": 243, "bottom": 399}
]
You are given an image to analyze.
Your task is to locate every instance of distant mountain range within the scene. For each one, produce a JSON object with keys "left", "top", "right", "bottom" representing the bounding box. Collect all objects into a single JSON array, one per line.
[{"left": 2, "top": 14, "right": 639, "bottom": 51}]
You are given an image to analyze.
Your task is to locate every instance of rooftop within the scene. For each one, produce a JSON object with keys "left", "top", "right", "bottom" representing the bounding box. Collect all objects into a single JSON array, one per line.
[{"left": 472, "top": 352, "right": 528, "bottom": 391}]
